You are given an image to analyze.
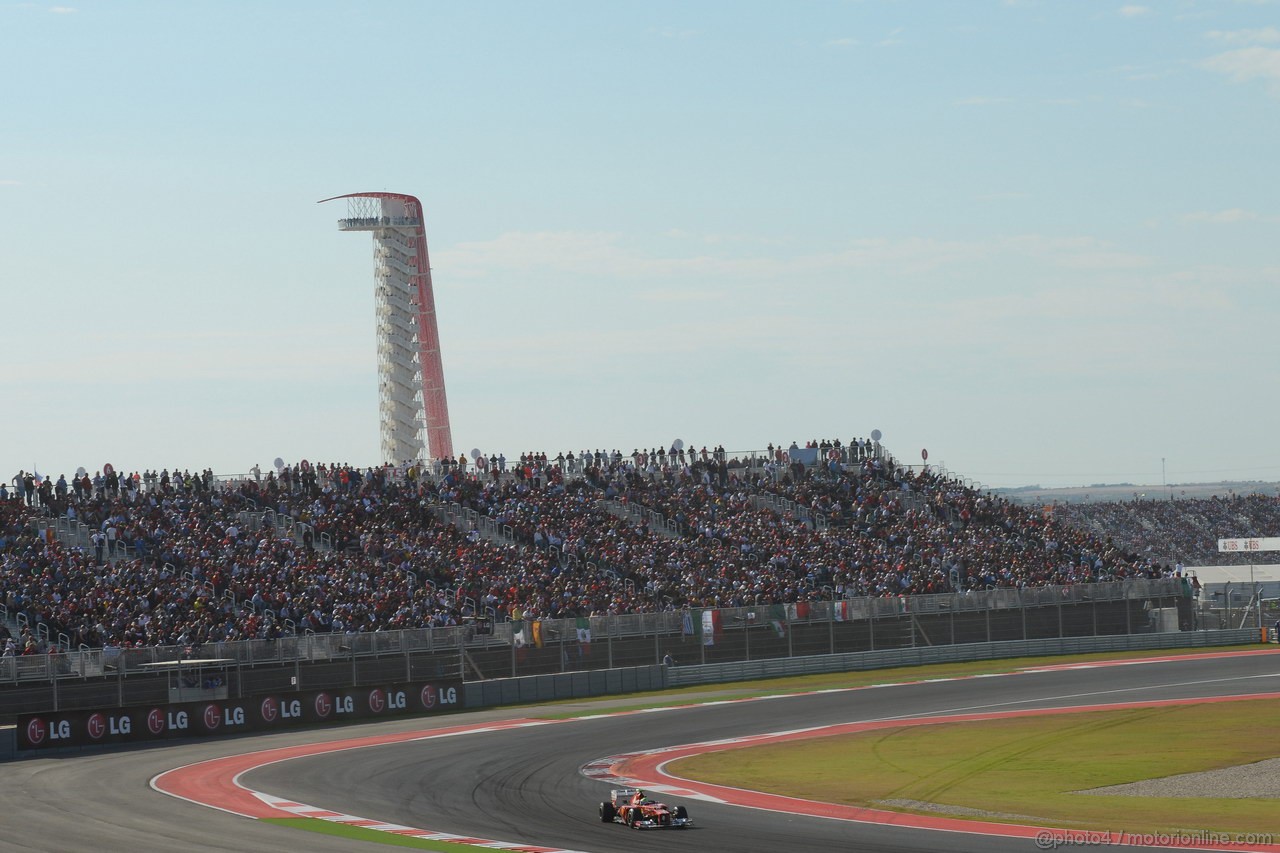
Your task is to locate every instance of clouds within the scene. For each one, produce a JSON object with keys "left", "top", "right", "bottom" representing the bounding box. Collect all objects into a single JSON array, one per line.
[
  {"left": 4, "top": 2, "right": 1280, "bottom": 485},
  {"left": 0, "top": 327, "right": 370, "bottom": 388},
  {"left": 431, "top": 228, "right": 1248, "bottom": 422},
  {"left": 878, "top": 27, "right": 905, "bottom": 47},
  {"left": 433, "top": 230, "right": 1156, "bottom": 286},
  {"left": 1206, "top": 27, "right": 1280, "bottom": 44},
  {"left": 1184, "top": 208, "right": 1260, "bottom": 224},
  {"left": 650, "top": 26, "right": 697, "bottom": 40},
  {"left": 954, "top": 96, "right": 1012, "bottom": 106},
  {"left": 1200, "top": 26, "right": 1280, "bottom": 93},
  {"left": 1200, "top": 46, "right": 1280, "bottom": 90}
]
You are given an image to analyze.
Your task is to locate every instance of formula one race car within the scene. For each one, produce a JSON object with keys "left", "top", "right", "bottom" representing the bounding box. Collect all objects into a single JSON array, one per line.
[{"left": 599, "top": 788, "right": 692, "bottom": 829}]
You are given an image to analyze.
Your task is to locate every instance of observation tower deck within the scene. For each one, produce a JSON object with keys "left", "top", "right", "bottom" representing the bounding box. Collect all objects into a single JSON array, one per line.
[{"left": 320, "top": 192, "right": 454, "bottom": 465}]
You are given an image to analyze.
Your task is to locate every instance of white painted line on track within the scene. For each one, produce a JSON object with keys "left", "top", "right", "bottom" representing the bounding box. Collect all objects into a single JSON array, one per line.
[
  {"left": 153, "top": 648, "right": 1280, "bottom": 851},
  {"left": 863, "top": 671, "right": 1280, "bottom": 724}
]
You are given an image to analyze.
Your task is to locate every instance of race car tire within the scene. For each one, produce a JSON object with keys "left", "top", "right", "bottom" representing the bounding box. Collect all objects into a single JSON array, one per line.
[
  {"left": 628, "top": 810, "right": 639, "bottom": 828},
  {"left": 674, "top": 805, "right": 688, "bottom": 820},
  {"left": 600, "top": 802, "right": 616, "bottom": 823}
]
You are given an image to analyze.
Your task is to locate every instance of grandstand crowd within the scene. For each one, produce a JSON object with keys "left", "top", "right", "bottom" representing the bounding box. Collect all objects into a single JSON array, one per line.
[
  {"left": 2, "top": 438, "right": 1263, "bottom": 652},
  {"left": 1051, "top": 495, "right": 1280, "bottom": 566}
]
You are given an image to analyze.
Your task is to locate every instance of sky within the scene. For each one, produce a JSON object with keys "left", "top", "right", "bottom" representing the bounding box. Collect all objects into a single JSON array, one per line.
[{"left": 2, "top": 1, "right": 1278, "bottom": 489}]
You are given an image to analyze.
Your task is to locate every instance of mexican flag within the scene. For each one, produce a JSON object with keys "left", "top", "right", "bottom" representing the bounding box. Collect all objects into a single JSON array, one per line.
[
  {"left": 769, "top": 604, "right": 787, "bottom": 638},
  {"left": 576, "top": 616, "right": 591, "bottom": 653}
]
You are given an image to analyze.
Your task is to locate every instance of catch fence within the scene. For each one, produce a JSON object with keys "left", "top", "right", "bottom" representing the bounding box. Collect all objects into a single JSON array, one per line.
[{"left": 0, "top": 577, "right": 1191, "bottom": 716}]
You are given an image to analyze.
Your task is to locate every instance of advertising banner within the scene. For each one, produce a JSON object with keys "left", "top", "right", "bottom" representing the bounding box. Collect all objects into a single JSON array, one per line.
[
  {"left": 16, "top": 680, "right": 464, "bottom": 751},
  {"left": 1217, "top": 537, "right": 1280, "bottom": 553}
]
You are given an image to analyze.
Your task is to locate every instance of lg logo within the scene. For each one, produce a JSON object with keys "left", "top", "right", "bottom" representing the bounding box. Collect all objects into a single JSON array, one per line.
[
  {"left": 87, "top": 713, "right": 133, "bottom": 739},
  {"left": 26, "top": 718, "right": 46, "bottom": 746},
  {"left": 420, "top": 685, "right": 459, "bottom": 709},
  {"left": 205, "top": 705, "right": 246, "bottom": 728},
  {"left": 369, "top": 690, "right": 406, "bottom": 713},
  {"left": 261, "top": 698, "right": 301, "bottom": 722},
  {"left": 146, "top": 709, "right": 188, "bottom": 734},
  {"left": 26, "top": 717, "right": 71, "bottom": 745}
]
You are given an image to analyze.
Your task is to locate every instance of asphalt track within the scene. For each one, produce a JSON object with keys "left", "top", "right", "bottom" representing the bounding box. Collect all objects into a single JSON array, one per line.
[{"left": 3, "top": 650, "right": 1279, "bottom": 853}]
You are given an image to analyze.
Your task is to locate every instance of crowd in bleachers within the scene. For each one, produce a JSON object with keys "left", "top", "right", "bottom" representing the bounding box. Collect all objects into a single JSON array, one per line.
[
  {"left": 0, "top": 441, "right": 1221, "bottom": 651},
  {"left": 1049, "top": 494, "right": 1280, "bottom": 566}
]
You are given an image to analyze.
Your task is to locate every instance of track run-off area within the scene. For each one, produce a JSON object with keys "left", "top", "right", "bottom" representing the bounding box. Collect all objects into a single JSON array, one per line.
[{"left": 7, "top": 648, "right": 1280, "bottom": 853}]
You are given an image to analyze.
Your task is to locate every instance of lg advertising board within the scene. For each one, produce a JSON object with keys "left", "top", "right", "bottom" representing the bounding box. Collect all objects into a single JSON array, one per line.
[{"left": 17, "top": 680, "right": 463, "bottom": 751}]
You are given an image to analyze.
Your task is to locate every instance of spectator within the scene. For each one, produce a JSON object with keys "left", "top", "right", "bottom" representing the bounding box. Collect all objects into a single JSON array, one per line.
[{"left": 3, "top": 443, "right": 1258, "bottom": 651}]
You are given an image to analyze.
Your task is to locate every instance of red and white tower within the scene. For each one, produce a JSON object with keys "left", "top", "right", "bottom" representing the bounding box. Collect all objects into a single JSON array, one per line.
[{"left": 320, "top": 192, "right": 454, "bottom": 464}]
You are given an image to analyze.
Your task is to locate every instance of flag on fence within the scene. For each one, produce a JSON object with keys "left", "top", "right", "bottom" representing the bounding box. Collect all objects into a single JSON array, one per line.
[
  {"left": 701, "top": 609, "right": 721, "bottom": 646},
  {"left": 576, "top": 616, "right": 591, "bottom": 653},
  {"left": 682, "top": 610, "right": 695, "bottom": 636},
  {"left": 512, "top": 620, "right": 527, "bottom": 648},
  {"left": 769, "top": 604, "right": 787, "bottom": 638},
  {"left": 532, "top": 620, "right": 544, "bottom": 648},
  {"left": 833, "top": 601, "right": 849, "bottom": 622},
  {"left": 788, "top": 601, "right": 811, "bottom": 621}
]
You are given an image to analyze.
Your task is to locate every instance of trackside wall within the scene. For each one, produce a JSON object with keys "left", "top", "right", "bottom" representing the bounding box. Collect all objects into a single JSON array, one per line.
[
  {"left": 3, "top": 629, "right": 1263, "bottom": 759},
  {"left": 461, "top": 665, "right": 666, "bottom": 709},
  {"left": 659, "top": 628, "right": 1265, "bottom": 688}
]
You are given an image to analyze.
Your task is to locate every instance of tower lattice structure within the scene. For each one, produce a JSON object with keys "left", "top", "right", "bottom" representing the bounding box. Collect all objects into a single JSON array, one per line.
[{"left": 320, "top": 192, "right": 454, "bottom": 465}]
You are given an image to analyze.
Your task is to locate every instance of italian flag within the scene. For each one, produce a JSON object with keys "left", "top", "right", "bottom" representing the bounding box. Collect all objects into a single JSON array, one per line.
[{"left": 701, "top": 609, "right": 721, "bottom": 646}]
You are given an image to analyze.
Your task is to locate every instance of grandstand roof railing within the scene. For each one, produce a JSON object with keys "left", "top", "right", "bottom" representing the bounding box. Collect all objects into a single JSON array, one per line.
[{"left": 204, "top": 440, "right": 907, "bottom": 485}]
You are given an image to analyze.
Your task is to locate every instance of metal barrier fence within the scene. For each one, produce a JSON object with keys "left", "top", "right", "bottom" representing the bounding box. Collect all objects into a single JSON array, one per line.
[
  {"left": 0, "top": 576, "right": 1183, "bottom": 685},
  {"left": 663, "top": 628, "right": 1266, "bottom": 688},
  {"left": 464, "top": 628, "right": 1265, "bottom": 708},
  {"left": 0, "top": 577, "right": 1193, "bottom": 717}
]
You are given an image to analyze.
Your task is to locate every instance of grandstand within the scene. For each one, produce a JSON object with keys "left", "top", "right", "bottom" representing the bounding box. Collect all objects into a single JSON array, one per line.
[{"left": 3, "top": 437, "right": 1241, "bottom": 661}]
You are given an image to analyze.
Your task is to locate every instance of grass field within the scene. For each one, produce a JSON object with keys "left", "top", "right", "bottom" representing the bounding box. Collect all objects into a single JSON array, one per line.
[
  {"left": 261, "top": 818, "right": 492, "bottom": 850},
  {"left": 669, "top": 698, "right": 1280, "bottom": 836}
]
